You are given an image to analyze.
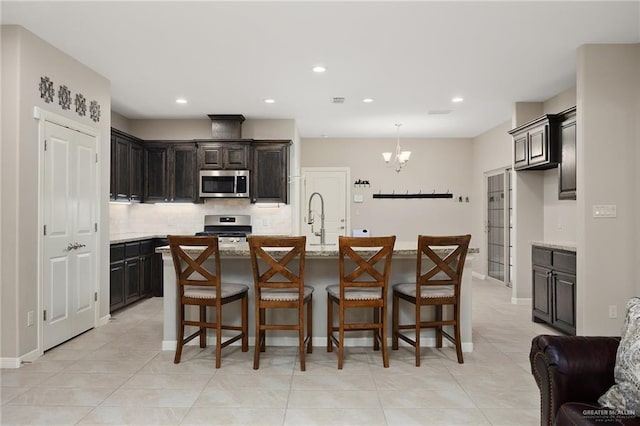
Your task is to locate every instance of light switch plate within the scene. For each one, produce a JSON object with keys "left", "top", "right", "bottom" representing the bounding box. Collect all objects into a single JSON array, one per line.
[
  {"left": 353, "top": 194, "right": 364, "bottom": 203},
  {"left": 592, "top": 204, "right": 617, "bottom": 218}
]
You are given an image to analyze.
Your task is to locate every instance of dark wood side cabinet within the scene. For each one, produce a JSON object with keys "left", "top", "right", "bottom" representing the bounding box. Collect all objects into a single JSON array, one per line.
[
  {"left": 110, "top": 238, "right": 162, "bottom": 313},
  {"left": 196, "top": 140, "right": 250, "bottom": 170},
  {"left": 144, "top": 142, "right": 197, "bottom": 203},
  {"left": 251, "top": 140, "right": 290, "bottom": 203},
  {"left": 532, "top": 246, "right": 576, "bottom": 335},
  {"left": 509, "top": 115, "right": 562, "bottom": 171},
  {"left": 110, "top": 128, "right": 143, "bottom": 202},
  {"left": 558, "top": 106, "right": 577, "bottom": 200}
]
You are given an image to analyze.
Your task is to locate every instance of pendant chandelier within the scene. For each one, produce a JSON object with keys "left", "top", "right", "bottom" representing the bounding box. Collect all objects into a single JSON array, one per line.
[{"left": 382, "top": 123, "right": 411, "bottom": 173}]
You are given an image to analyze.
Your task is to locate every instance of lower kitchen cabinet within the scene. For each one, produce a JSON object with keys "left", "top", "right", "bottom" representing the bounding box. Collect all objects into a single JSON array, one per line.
[
  {"left": 110, "top": 238, "right": 163, "bottom": 313},
  {"left": 532, "top": 246, "right": 576, "bottom": 335}
]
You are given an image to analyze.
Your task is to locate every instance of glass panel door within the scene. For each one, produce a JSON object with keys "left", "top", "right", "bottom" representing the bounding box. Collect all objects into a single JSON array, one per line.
[{"left": 487, "top": 173, "right": 505, "bottom": 282}]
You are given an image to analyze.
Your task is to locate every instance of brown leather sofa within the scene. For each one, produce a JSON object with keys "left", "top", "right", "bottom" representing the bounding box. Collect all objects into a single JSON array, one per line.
[{"left": 530, "top": 335, "right": 640, "bottom": 425}]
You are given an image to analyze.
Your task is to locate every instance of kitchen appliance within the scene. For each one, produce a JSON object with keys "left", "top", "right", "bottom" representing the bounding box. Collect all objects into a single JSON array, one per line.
[
  {"left": 199, "top": 170, "right": 250, "bottom": 198},
  {"left": 196, "top": 214, "right": 252, "bottom": 246}
]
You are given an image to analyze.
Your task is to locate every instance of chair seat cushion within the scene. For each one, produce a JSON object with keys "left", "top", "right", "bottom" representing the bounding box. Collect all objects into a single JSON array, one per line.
[
  {"left": 393, "top": 283, "right": 454, "bottom": 299},
  {"left": 326, "top": 285, "right": 381, "bottom": 300},
  {"left": 184, "top": 283, "right": 248, "bottom": 299},
  {"left": 260, "top": 286, "right": 314, "bottom": 301}
]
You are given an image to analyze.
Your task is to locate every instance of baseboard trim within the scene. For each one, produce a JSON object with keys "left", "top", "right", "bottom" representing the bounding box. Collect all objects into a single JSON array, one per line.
[
  {"left": 472, "top": 271, "right": 486, "bottom": 280},
  {"left": 0, "top": 358, "right": 21, "bottom": 368},
  {"left": 97, "top": 314, "right": 111, "bottom": 327},
  {"left": 511, "top": 297, "right": 532, "bottom": 305}
]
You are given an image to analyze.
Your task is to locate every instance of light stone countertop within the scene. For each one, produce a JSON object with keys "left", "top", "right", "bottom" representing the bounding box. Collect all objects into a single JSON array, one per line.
[
  {"left": 110, "top": 232, "right": 167, "bottom": 244},
  {"left": 530, "top": 241, "right": 577, "bottom": 252}
]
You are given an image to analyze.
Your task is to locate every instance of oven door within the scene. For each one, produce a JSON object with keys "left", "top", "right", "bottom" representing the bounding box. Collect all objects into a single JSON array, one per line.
[{"left": 199, "top": 170, "right": 249, "bottom": 198}]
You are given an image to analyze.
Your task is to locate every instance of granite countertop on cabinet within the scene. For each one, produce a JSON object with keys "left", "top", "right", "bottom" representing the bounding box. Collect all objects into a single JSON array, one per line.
[
  {"left": 110, "top": 233, "right": 168, "bottom": 244},
  {"left": 531, "top": 241, "right": 577, "bottom": 252},
  {"left": 156, "top": 240, "right": 479, "bottom": 258}
]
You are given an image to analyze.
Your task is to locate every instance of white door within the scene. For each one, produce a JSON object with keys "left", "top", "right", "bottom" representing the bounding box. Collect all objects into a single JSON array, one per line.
[
  {"left": 301, "top": 168, "right": 349, "bottom": 246},
  {"left": 43, "top": 121, "right": 96, "bottom": 350}
]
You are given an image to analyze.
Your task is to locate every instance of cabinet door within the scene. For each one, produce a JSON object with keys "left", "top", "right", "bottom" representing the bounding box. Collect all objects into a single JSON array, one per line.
[
  {"left": 125, "top": 257, "right": 140, "bottom": 303},
  {"left": 552, "top": 271, "right": 576, "bottom": 335},
  {"left": 110, "top": 134, "right": 116, "bottom": 200},
  {"left": 130, "top": 142, "right": 144, "bottom": 202},
  {"left": 252, "top": 143, "right": 289, "bottom": 203},
  {"left": 144, "top": 146, "right": 168, "bottom": 202},
  {"left": 114, "top": 136, "right": 130, "bottom": 200},
  {"left": 559, "top": 118, "right": 577, "bottom": 200},
  {"left": 110, "top": 261, "right": 125, "bottom": 312},
  {"left": 513, "top": 134, "right": 528, "bottom": 170},
  {"left": 224, "top": 144, "right": 249, "bottom": 169},
  {"left": 140, "top": 254, "right": 153, "bottom": 297},
  {"left": 532, "top": 265, "right": 552, "bottom": 323},
  {"left": 527, "top": 124, "right": 548, "bottom": 167},
  {"left": 171, "top": 145, "right": 197, "bottom": 202},
  {"left": 198, "top": 143, "right": 223, "bottom": 169}
]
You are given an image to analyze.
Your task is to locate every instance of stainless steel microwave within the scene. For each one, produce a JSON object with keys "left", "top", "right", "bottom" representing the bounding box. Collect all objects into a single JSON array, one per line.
[{"left": 199, "top": 170, "right": 250, "bottom": 198}]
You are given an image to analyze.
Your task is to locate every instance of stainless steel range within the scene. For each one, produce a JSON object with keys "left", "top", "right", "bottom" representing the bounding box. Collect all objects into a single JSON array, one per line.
[{"left": 196, "top": 214, "right": 252, "bottom": 246}]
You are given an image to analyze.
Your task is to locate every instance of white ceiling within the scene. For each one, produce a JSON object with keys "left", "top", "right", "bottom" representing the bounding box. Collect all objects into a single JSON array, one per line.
[{"left": 2, "top": 1, "right": 639, "bottom": 138}]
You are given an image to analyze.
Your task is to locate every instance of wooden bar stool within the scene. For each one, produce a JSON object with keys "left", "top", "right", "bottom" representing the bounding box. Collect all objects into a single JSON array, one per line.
[
  {"left": 168, "top": 235, "right": 249, "bottom": 368},
  {"left": 248, "top": 235, "right": 313, "bottom": 371},
  {"left": 392, "top": 234, "right": 471, "bottom": 365},
  {"left": 326, "top": 235, "right": 396, "bottom": 369}
]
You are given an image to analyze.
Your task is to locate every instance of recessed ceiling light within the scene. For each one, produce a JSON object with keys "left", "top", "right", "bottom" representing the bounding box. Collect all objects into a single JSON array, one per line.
[
  {"left": 264, "top": 99, "right": 275, "bottom": 104},
  {"left": 362, "top": 98, "right": 374, "bottom": 103},
  {"left": 175, "top": 98, "right": 187, "bottom": 104},
  {"left": 312, "top": 66, "right": 326, "bottom": 73},
  {"left": 452, "top": 97, "right": 464, "bottom": 103}
]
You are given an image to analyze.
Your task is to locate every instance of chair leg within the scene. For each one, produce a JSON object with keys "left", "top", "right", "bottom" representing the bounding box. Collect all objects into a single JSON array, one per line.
[
  {"left": 454, "top": 304, "right": 464, "bottom": 364},
  {"left": 381, "top": 305, "right": 389, "bottom": 368},
  {"left": 241, "top": 294, "right": 248, "bottom": 352},
  {"left": 215, "top": 305, "right": 222, "bottom": 369},
  {"left": 392, "top": 291, "right": 399, "bottom": 350},
  {"left": 307, "top": 295, "right": 313, "bottom": 354},
  {"left": 338, "top": 304, "right": 344, "bottom": 370},
  {"left": 260, "top": 309, "right": 266, "bottom": 352},
  {"left": 435, "top": 305, "right": 443, "bottom": 348},
  {"left": 327, "top": 294, "right": 333, "bottom": 352},
  {"left": 373, "top": 307, "right": 380, "bottom": 351},
  {"left": 253, "top": 307, "right": 261, "bottom": 370},
  {"left": 174, "top": 305, "right": 185, "bottom": 364},
  {"left": 199, "top": 306, "right": 206, "bottom": 348},
  {"left": 298, "top": 302, "right": 306, "bottom": 372},
  {"left": 415, "top": 301, "right": 421, "bottom": 367}
]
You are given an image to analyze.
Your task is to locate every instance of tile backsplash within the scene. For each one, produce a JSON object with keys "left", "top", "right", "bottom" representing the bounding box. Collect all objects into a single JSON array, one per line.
[{"left": 110, "top": 199, "right": 292, "bottom": 236}]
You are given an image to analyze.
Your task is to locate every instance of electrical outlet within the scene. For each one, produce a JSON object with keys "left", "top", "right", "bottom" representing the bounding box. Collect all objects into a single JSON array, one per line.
[
  {"left": 27, "top": 310, "right": 34, "bottom": 327},
  {"left": 609, "top": 305, "right": 618, "bottom": 319}
]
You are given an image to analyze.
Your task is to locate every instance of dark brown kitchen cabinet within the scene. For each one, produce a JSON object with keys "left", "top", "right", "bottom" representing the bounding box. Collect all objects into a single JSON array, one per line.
[
  {"left": 196, "top": 141, "right": 250, "bottom": 170},
  {"left": 110, "top": 128, "right": 143, "bottom": 202},
  {"left": 110, "top": 238, "right": 161, "bottom": 313},
  {"left": 558, "top": 106, "right": 577, "bottom": 200},
  {"left": 532, "top": 246, "right": 576, "bottom": 335},
  {"left": 144, "top": 142, "right": 197, "bottom": 203},
  {"left": 509, "top": 115, "right": 562, "bottom": 171},
  {"left": 251, "top": 141, "right": 290, "bottom": 204}
]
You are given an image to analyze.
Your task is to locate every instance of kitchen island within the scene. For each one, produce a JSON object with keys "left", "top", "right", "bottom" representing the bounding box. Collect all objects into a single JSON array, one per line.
[{"left": 157, "top": 242, "right": 475, "bottom": 352}]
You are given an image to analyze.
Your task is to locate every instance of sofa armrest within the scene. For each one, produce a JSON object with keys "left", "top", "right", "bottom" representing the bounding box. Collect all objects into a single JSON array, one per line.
[{"left": 530, "top": 335, "right": 620, "bottom": 426}]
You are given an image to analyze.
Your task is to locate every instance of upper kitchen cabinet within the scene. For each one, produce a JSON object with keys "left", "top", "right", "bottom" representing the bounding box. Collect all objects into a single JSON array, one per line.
[
  {"left": 144, "top": 141, "right": 198, "bottom": 203},
  {"left": 110, "top": 128, "right": 143, "bottom": 202},
  {"left": 509, "top": 114, "right": 562, "bottom": 171},
  {"left": 251, "top": 140, "right": 291, "bottom": 204},
  {"left": 558, "top": 106, "right": 577, "bottom": 200},
  {"left": 196, "top": 140, "right": 251, "bottom": 170}
]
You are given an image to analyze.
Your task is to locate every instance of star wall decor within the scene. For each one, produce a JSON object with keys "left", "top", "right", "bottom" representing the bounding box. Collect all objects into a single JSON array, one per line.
[
  {"left": 58, "top": 85, "right": 71, "bottom": 110},
  {"left": 89, "top": 100, "right": 101, "bottom": 122},
  {"left": 75, "top": 93, "right": 87, "bottom": 117},
  {"left": 39, "top": 76, "right": 54, "bottom": 103}
]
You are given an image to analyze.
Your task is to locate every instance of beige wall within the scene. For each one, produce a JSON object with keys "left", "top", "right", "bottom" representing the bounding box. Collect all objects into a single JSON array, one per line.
[
  {"left": 577, "top": 43, "right": 640, "bottom": 335},
  {"left": 110, "top": 111, "right": 131, "bottom": 133},
  {"left": 301, "top": 137, "right": 474, "bottom": 242},
  {"left": 1, "top": 25, "right": 111, "bottom": 360}
]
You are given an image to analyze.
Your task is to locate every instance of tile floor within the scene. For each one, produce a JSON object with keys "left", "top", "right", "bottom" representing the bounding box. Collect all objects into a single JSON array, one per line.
[{"left": 1, "top": 278, "right": 557, "bottom": 425}]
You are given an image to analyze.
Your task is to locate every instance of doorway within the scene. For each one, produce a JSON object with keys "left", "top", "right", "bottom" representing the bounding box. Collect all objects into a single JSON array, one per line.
[
  {"left": 486, "top": 169, "right": 512, "bottom": 286},
  {"left": 41, "top": 114, "right": 98, "bottom": 350},
  {"left": 300, "top": 167, "right": 350, "bottom": 245}
]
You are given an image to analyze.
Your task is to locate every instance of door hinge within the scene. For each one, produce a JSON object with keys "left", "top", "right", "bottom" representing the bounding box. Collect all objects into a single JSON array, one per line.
[
  {"left": 95, "top": 153, "right": 98, "bottom": 163},
  {"left": 44, "top": 225, "right": 47, "bottom": 236},
  {"left": 94, "top": 223, "right": 98, "bottom": 232},
  {"left": 43, "top": 310, "right": 47, "bottom": 321},
  {"left": 44, "top": 140, "right": 47, "bottom": 151},
  {"left": 94, "top": 292, "right": 98, "bottom": 302}
]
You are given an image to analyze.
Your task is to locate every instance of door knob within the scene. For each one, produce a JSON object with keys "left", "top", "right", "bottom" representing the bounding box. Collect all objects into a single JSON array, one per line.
[{"left": 67, "top": 243, "right": 75, "bottom": 251}]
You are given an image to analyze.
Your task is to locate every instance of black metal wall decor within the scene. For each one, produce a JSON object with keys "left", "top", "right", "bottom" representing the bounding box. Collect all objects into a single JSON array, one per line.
[
  {"left": 38, "top": 76, "right": 100, "bottom": 122},
  {"left": 372, "top": 190, "right": 454, "bottom": 199},
  {"left": 58, "top": 85, "right": 71, "bottom": 110},
  {"left": 39, "top": 76, "right": 54, "bottom": 103}
]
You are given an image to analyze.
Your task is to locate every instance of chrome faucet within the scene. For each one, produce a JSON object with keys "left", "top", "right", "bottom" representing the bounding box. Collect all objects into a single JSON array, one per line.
[{"left": 307, "top": 192, "right": 326, "bottom": 245}]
